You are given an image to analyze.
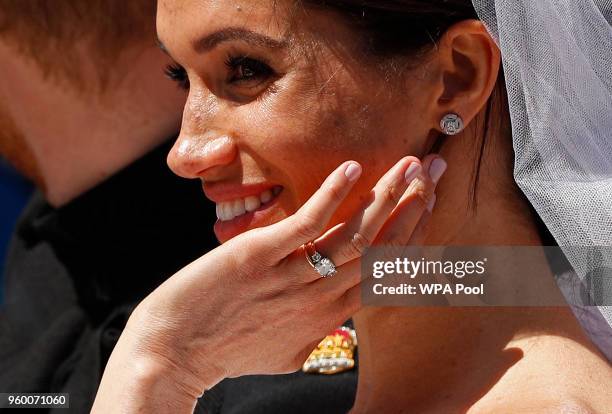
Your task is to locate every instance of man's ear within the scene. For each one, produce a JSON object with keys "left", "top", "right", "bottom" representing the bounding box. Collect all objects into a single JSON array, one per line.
[{"left": 426, "top": 19, "right": 501, "bottom": 133}]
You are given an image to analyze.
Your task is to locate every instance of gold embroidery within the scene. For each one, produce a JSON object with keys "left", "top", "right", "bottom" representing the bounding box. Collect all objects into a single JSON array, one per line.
[{"left": 302, "top": 327, "right": 357, "bottom": 374}]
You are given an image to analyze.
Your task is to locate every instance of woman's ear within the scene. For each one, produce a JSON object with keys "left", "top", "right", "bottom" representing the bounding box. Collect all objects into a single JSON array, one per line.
[{"left": 427, "top": 19, "right": 501, "bottom": 133}]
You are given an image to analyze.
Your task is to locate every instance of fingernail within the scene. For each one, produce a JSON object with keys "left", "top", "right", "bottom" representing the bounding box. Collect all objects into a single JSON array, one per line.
[
  {"left": 404, "top": 162, "right": 422, "bottom": 184},
  {"left": 344, "top": 162, "right": 362, "bottom": 182},
  {"left": 427, "top": 193, "right": 437, "bottom": 212},
  {"left": 429, "top": 158, "right": 447, "bottom": 184}
]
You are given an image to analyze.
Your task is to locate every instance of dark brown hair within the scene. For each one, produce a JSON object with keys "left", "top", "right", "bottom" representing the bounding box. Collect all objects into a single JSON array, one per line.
[
  {"left": 299, "top": 1, "right": 561, "bottom": 244},
  {"left": 301, "top": 0, "right": 511, "bottom": 212},
  {"left": 302, "top": 0, "right": 478, "bottom": 57}
]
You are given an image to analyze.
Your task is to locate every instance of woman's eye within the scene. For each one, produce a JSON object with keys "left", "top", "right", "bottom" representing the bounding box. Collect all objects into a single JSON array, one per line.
[
  {"left": 225, "top": 56, "right": 274, "bottom": 86},
  {"left": 163, "top": 57, "right": 275, "bottom": 95},
  {"left": 164, "top": 63, "right": 190, "bottom": 90}
]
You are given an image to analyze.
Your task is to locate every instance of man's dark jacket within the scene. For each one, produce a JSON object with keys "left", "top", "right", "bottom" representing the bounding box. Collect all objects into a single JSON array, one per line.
[{"left": 0, "top": 142, "right": 356, "bottom": 413}]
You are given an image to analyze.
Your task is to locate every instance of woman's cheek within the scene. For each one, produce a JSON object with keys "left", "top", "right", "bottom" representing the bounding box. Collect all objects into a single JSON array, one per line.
[{"left": 241, "top": 71, "right": 386, "bottom": 217}]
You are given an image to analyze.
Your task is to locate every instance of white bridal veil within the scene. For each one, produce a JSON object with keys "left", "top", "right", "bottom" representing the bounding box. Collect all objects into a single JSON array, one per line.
[{"left": 471, "top": 0, "right": 612, "bottom": 358}]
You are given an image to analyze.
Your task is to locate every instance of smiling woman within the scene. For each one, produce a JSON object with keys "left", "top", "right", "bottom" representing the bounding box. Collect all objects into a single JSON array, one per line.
[
  {"left": 157, "top": 1, "right": 476, "bottom": 244},
  {"left": 92, "top": 0, "right": 612, "bottom": 413}
]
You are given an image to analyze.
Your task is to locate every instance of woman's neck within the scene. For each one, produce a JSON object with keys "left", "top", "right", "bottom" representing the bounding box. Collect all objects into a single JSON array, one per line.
[
  {"left": 351, "top": 306, "right": 599, "bottom": 413},
  {"left": 350, "top": 142, "right": 602, "bottom": 412}
]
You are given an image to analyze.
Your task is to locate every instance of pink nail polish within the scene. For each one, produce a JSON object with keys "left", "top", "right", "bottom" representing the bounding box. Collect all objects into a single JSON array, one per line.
[
  {"left": 344, "top": 163, "right": 362, "bottom": 182},
  {"left": 429, "top": 158, "right": 447, "bottom": 184},
  {"left": 404, "top": 162, "right": 422, "bottom": 183}
]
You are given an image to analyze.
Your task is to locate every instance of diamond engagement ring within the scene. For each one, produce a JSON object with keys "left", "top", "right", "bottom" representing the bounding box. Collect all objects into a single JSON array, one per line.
[{"left": 304, "top": 241, "right": 337, "bottom": 278}]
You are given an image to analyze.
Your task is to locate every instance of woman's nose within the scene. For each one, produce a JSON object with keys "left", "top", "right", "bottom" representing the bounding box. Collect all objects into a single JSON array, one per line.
[{"left": 167, "top": 133, "right": 238, "bottom": 179}]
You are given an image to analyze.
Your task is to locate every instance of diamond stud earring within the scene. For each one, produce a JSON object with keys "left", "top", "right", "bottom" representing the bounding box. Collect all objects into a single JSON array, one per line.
[{"left": 440, "top": 113, "right": 464, "bottom": 135}]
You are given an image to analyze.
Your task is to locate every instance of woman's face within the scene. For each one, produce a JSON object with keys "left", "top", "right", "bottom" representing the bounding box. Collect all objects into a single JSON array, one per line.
[{"left": 158, "top": 0, "right": 438, "bottom": 242}]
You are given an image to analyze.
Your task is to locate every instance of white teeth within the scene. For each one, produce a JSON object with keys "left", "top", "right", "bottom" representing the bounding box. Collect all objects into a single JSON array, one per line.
[
  {"left": 216, "top": 204, "right": 223, "bottom": 220},
  {"left": 232, "top": 199, "right": 246, "bottom": 217},
  {"left": 260, "top": 190, "right": 272, "bottom": 204},
  {"left": 221, "top": 203, "right": 233, "bottom": 221},
  {"left": 215, "top": 187, "right": 282, "bottom": 222},
  {"left": 245, "top": 196, "right": 261, "bottom": 212}
]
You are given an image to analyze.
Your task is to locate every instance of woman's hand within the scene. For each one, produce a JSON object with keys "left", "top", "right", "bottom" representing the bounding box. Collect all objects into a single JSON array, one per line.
[{"left": 91, "top": 154, "right": 445, "bottom": 413}]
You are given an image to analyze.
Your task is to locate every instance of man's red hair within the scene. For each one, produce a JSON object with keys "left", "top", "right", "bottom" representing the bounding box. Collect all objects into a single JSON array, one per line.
[{"left": 0, "top": 0, "right": 157, "bottom": 90}]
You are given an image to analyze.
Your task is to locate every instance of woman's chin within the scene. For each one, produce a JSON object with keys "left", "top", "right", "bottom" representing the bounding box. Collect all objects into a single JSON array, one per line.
[{"left": 213, "top": 194, "right": 287, "bottom": 243}]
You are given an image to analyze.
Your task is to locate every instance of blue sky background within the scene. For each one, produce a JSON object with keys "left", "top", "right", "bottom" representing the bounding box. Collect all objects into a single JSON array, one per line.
[{"left": 0, "top": 159, "right": 33, "bottom": 303}]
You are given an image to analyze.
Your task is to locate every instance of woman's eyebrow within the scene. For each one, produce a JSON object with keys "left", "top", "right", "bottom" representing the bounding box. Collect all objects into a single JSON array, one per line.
[{"left": 192, "top": 27, "right": 288, "bottom": 53}]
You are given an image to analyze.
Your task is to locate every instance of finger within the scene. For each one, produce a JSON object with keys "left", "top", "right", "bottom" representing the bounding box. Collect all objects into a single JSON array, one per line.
[
  {"left": 309, "top": 270, "right": 364, "bottom": 324},
  {"left": 287, "top": 155, "right": 445, "bottom": 283},
  {"left": 405, "top": 199, "right": 434, "bottom": 245},
  {"left": 305, "top": 257, "right": 362, "bottom": 299},
  {"left": 315, "top": 156, "right": 422, "bottom": 267},
  {"left": 338, "top": 282, "right": 363, "bottom": 319},
  {"left": 313, "top": 180, "right": 440, "bottom": 310},
  {"left": 374, "top": 155, "right": 446, "bottom": 246},
  {"left": 255, "top": 161, "right": 362, "bottom": 258},
  {"left": 300, "top": 155, "right": 444, "bottom": 282},
  {"left": 304, "top": 208, "right": 437, "bottom": 308}
]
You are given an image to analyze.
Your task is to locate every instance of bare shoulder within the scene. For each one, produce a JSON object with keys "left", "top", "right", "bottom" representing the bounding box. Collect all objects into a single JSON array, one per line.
[
  {"left": 474, "top": 399, "right": 598, "bottom": 414},
  {"left": 468, "top": 335, "right": 611, "bottom": 414}
]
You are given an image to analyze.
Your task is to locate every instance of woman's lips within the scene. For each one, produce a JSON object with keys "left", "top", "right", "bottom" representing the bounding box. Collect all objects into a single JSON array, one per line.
[{"left": 208, "top": 185, "right": 284, "bottom": 242}]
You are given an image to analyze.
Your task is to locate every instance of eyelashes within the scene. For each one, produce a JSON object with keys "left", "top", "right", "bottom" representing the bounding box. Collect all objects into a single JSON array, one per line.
[
  {"left": 164, "top": 63, "right": 189, "bottom": 90},
  {"left": 164, "top": 55, "right": 276, "bottom": 92},
  {"left": 224, "top": 55, "right": 275, "bottom": 85}
]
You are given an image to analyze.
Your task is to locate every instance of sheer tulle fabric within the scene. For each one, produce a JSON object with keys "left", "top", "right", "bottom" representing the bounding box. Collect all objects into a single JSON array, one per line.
[{"left": 471, "top": 0, "right": 612, "bottom": 359}]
